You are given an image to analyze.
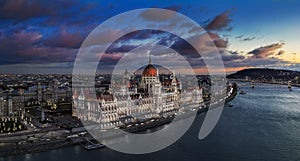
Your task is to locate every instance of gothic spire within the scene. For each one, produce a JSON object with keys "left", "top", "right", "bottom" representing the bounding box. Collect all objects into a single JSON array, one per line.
[{"left": 149, "top": 54, "right": 152, "bottom": 64}]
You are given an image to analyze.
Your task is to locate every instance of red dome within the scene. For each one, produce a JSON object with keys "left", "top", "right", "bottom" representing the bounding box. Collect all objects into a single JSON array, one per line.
[{"left": 142, "top": 64, "right": 157, "bottom": 77}]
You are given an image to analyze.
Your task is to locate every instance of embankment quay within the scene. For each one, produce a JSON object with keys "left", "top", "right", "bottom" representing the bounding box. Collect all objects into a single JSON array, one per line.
[
  {"left": 0, "top": 86, "right": 237, "bottom": 157},
  {"left": 228, "top": 78, "right": 300, "bottom": 87}
]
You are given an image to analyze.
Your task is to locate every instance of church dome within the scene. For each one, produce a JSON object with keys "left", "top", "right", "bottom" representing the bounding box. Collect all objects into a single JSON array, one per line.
[{"left": 142, "top": 64, "right": 157, "bottom": 77}]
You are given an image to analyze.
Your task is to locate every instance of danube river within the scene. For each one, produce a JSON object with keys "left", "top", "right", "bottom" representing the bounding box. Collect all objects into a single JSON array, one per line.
[{"left": 2, "top": 83, "right": 300, "bottom": 161}]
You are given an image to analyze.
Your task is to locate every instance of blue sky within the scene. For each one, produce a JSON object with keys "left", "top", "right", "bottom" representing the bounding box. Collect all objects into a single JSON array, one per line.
[{"left": 0, "top": 0, "right": 299, "bottom": 74}]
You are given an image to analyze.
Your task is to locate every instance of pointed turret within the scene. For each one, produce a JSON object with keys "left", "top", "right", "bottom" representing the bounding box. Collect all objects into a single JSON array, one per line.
[{"left": 149, "top": 53, "right": 152, "bottom": 64}]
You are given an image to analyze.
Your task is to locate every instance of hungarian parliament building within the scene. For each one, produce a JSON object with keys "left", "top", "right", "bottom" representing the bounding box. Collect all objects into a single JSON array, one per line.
[{"left": 72, "top": 58, "right": 204, "bottom": 129}]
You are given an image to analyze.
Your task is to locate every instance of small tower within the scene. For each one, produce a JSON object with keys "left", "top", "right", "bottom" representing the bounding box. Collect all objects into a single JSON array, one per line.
[{"left": 171, "top": 71, "right": 178, "bottom": 92}]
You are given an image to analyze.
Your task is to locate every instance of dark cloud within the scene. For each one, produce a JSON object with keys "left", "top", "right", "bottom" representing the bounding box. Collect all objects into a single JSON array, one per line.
[
  {"left": 229, "top": 51, "right": 240, "bottom": 55},
  {"left": 0, "top": 29, "right": 77, "bottom": 64},
  {"left": 1, "top": 1, "right": 297, "bottom": 74},
  {"left": 43, "top": 27, "right": 87, "bottom": 49},
  {"left": 100, "top": 53, "right": 122, "bottom": 63},
  {"left": 213, "top": 39, "right": 228, "bottom": 48},
  {"left": 0, "top": 0, "right": 102, "bottom": 31},
  {"left": 222, "top": 50, "right": 287, "bottom": 69},
  {"left": 0, "top": 29, "right": 41, "bottom": 64},
  {"left": 248, "top": 42, "right": 285, "bottom": 59},
  {"left": 105, "top": 29, "right": 232, "bottom": 70},
  {"left": 222, "top": 53, "right": 245, "bottom": 62},
  {"left": 105, "top": 30, "right": 179, "bottom": 52},
  {"left": 205, "top": 32, "right": 228, "bottom": 48},
  {"left": 236, "top": 35, "right": 263, "bottom": 41},
  {"left": 0, "top": 0, "right": 79, "bottom": 20},
  {"left": 106, "top": 44, "right": 138, "bottom": 53},
  {"left": 235, "top": 35, "right": 243, "bottom": 39},
  {"left": 118, "top": 30, "right": 166, "bottom": 42},
  {"left": 276, "top": 50, "right": 285, "bottom": 56},
  {"left": 235, "top": 35, "right": 257, "bottom": 41},
  {"left": 0, "top": 0, "right": 45, "bottom": 20},
  {"left": 156, "top": 34, "right": 178, "bottom": 46},
  {"left": 223, "top": 45, "right": 292, "bottom": 70},
  {"left": 242, "top": 36, "right": 256, "bottom": 41},
  {"left": 105, "top": 30, "right": 196, "bottom": 63},
  {"left": 170, "top": 36, "right": 199, "bottom": 58},
  {"left": 205, "top": 10, "right": 233, "bottom": 31}
]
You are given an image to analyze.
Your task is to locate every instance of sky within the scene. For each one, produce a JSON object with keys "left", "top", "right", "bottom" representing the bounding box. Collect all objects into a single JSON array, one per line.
[{"left": 0, "top": 0, "right": 300, "bottom": 74}]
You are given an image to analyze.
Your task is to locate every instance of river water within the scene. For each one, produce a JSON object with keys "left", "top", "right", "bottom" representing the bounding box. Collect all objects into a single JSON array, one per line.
[{"left": 2, "top": 83, "right": 300, "bottom": 161}]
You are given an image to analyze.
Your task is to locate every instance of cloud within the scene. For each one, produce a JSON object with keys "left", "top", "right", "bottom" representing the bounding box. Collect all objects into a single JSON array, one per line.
[
  {"left": 0, "top": 29, "right": 77, "bottom": 64},
  {"left": 213, "top": 38, "right": 228, "bottom": 48},
  {"left": 117, "top": 30, "right": 166, "bottom": 43},
  {"left": 276, "top": 50, "right": 285, "bottom": 56},
  {"left": 222, "top": 45, "right": 296, "bottom": 73},
  {"left": 203, "top": 32, "right": 228, "bottom": 48},
  {"left": 242, "top": 36, "right": 256, "bottom": 41},
  {"left": 235, "top": 35, "right": 260, "bottom": 41},
  {"left": 105, "top": 30, "right": 179, "bottom": 53},
  {"left": 219, "top": 42, "right": 297, "bottom": 73},
  {"left": 0, "top": 0, "right": 78, "bottom": 20},
  {"left": 0, "top": 0, "right": 44, "bottom": 20},
  {"left": 0, "top": 62, "right": 74, "bottom": 74},
  {"left": 0, "top": 29, "right": 41, "bottom": 63},
  {"left": 0, "top": 0, "right": 102, "bottom": 31},
  {"left": 100, "top": 53, "right": 123, "bottom": 63},
  {"left": 205, "top": 10, "right": 233, "bottom": 31},
  {"left": 1, "top": 1, "right": 298, "bottom": 75},
  {"left": 170, "top": 35, "right": 200, "bottom": 57},
  {"left": 106, "top": 44, "right": 138, "bottom": 53},
  {"left": 44, "top": 26, "right": 87, "bottom": 49},
  {"left": 139, "top": 8, "right": 176, "bottom": 22},
  {"left": 221, "top": 51, "right": 245, "bottom": 62},
  {"left": 235, "top": 35, "right": 243, "bottom": 39},
  {"left": 248, "top": 42, "right": 285, "bottom": 59}
]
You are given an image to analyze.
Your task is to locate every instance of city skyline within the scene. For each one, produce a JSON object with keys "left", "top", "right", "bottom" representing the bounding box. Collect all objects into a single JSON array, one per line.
[
  {"left": 1, "top": 1, "right": 300, "bottom": 160},
  {"left": 0, "top": 0, "right": 300, "bottom": 74}
]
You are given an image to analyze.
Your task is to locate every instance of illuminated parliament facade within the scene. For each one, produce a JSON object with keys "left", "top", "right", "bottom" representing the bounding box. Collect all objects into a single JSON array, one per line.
[{"left": 72, "top": 58, "right": 203, "bottom": 129}]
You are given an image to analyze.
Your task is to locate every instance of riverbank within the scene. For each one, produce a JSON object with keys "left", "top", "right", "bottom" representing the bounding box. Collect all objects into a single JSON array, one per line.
[
  {"left": 228, "top": 79, "right": 300, "bottom": 88},
  {"left": 0, "top": 86, "right": 237, "bottom": 158},
  {"left": 3, "top": 83, "right": 300, "bottom": 161},
  {"left": 1, "top": 114, "right": 198, "bottom": 157}
]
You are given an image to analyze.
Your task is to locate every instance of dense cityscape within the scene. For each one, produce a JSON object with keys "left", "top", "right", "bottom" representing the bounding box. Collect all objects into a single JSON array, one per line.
[
  {"left": 1, "top": 0, "right": 300, "bottom": 160},
  {"left": 0, "top": 58, "right": 238, "bottom": 156},
  {"left": 2, "top": 66, "right": 299, "bottom": 157}
]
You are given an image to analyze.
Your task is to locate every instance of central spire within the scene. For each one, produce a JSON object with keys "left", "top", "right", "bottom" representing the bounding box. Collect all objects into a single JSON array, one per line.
[{"left": 149, "top": 54, "right": 152, "bottom": 64}]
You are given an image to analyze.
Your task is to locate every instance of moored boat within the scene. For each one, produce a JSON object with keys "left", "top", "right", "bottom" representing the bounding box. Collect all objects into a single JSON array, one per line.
[
  {"left": 239, "top": 90, "right": 246, "bottom": 95},
  {"left": 84, "top": 143, "right": 105, "bottom": 150},
  {"left": 288, "top": 81, "right": 292, "bottom": 91}
]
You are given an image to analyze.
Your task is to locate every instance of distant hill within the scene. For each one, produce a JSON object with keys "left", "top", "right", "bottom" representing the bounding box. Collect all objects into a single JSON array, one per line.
[{"left": 227, "top": 68, "right": 300, "bottom": 82}]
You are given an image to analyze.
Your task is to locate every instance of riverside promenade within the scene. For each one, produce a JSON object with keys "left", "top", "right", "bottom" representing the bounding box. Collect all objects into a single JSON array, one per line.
[{"left": 0, "top": 85, "right": 237, "bottom": 157}]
